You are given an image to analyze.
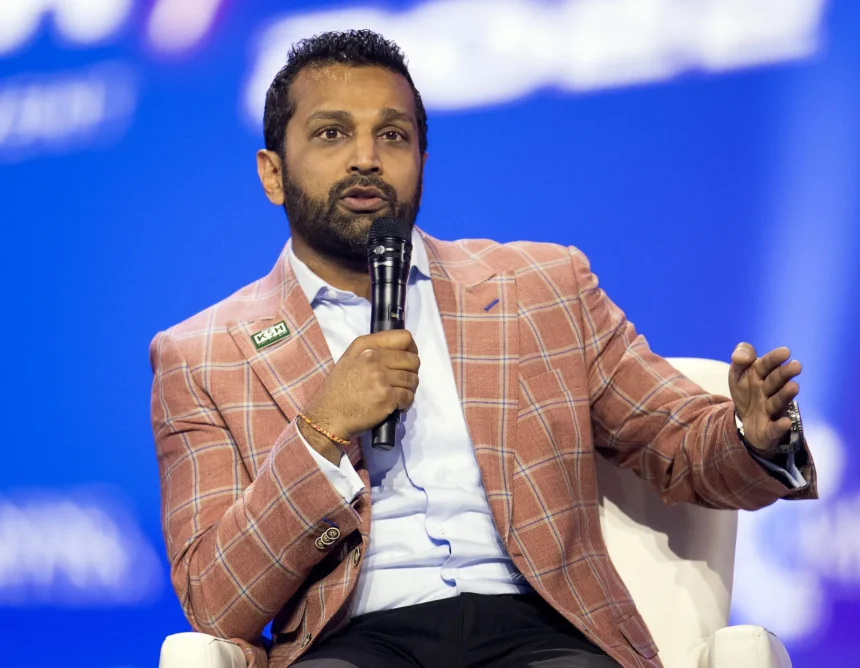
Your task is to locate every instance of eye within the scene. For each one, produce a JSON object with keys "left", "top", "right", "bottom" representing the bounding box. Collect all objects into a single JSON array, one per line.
[
  {"left": 316, "top": 127, "right": 346, "bottom": 141},
  {"left": 380, "top": 129, "right": 408, "bottom": 142}
]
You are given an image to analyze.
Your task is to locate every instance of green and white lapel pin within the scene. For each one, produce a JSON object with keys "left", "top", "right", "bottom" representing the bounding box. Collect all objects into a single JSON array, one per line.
[{"left": 251, "top": 321, "right": 290, "bottom": 350}]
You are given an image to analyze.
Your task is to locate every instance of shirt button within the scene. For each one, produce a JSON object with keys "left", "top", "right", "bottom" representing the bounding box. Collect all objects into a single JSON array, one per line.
[
  {"left": 301, "top": 632, "right": 312, "bottom": 648},
  {"left": 352, "top": 547, "right": 361, "bottom": 566}
]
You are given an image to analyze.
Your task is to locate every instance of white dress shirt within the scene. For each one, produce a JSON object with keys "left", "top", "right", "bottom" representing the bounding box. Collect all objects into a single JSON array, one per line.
[
  {"left": 288, "top": 231, "right": 531, "bottom": 619},
  {"left": 288, "top": 231, "right": 805, "bottom": 619}
]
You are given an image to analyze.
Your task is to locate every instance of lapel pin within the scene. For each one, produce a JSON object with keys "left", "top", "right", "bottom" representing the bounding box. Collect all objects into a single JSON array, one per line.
[
  {"left": 484, "top": 299, "right": 500, "bottom": 312},
  {"left": 252, "top": 321, "right": 290, "bottom": 350}
]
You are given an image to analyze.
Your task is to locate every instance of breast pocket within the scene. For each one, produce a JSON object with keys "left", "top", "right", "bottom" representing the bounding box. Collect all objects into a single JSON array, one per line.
[{"left": 517, "top": 368, "right": 590, "bottom": 456}]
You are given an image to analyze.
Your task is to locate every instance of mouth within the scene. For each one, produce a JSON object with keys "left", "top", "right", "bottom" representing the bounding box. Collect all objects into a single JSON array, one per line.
[{"left": 339, "top": 186, "right": 388, "bottom": 213}]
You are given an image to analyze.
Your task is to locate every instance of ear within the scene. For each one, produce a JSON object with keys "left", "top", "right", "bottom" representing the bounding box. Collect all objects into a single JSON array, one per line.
[{"left": 256, "top": 149, "right": 285, "bottom": 206}]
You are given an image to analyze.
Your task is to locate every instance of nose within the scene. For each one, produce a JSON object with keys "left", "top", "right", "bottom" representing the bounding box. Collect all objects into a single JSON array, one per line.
[{"left": 348, "top": 133, "right": 382, "bottom": 175}]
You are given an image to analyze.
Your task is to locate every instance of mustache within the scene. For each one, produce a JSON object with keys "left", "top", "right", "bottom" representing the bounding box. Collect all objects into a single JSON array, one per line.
[{"left": 328, "top": 175, "right": 399, "bottom": 204}]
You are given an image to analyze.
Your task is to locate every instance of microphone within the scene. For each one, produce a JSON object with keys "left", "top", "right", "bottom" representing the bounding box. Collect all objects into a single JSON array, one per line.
[{"left": 366, "top": 216, "right": 413, "bottom": 450}]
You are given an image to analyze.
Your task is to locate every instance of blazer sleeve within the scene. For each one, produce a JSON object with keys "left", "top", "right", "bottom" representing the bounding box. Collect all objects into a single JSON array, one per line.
[
  {"left": 150, "top": 331, "right": 362, "bottom": 641},
  {"left": 568, "top": 247, "right": 817, "bottom": 509}
]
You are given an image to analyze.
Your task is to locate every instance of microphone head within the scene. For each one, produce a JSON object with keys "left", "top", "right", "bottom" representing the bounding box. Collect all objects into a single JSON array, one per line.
[{"left": 367, "top": 216, "right": 411, "bottom": 245}]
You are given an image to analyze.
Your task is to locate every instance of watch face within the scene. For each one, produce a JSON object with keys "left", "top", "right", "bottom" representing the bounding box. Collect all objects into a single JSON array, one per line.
[
  {"left": 788, "top": 401, "right": 803, "bottom": 433},
  {"left": 781, "top": 401, "right": 804, "bottom": 454}
]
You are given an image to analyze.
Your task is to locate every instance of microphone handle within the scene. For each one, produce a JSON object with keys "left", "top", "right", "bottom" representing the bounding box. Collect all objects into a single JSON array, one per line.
[
  {"left": 370, "top": 317, "right": 401, "bottom": 451},
  {"left": 371, "top": 413, "right": 399, "bottom": 451},
  {"left": 368, "top": 236, "right": 410, "bottom": 451}
]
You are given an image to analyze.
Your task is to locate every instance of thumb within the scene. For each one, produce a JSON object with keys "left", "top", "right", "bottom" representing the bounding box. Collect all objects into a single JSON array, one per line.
[
  {"left": 731, "top": 342, "right": 756, "bottom": 367},
  {"left": 730, "top": 342, "right": 756, "bottom": 386}
]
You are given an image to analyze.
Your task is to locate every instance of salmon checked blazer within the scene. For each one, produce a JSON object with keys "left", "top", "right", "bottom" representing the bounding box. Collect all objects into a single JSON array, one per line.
[{"left": 150, "top": 230, "right": 816, "bottom": 668}]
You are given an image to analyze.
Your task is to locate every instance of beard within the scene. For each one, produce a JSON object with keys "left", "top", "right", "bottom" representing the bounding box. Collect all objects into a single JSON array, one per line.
[{"left": 282, "top": 169, "right": 422, "bottom": 264}]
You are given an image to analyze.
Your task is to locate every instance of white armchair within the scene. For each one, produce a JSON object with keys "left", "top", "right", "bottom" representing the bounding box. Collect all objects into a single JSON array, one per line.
[
  {"left": 595, "top": 357, "right": 791, "bottom": 668},
  {"left": 160, "top": 358, "right": 791, "bottom": 668}
]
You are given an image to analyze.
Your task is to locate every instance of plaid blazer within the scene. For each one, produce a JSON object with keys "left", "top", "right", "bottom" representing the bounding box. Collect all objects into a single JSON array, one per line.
[{"left": 151, "top": 230, "right": 816, "bottom": 668}]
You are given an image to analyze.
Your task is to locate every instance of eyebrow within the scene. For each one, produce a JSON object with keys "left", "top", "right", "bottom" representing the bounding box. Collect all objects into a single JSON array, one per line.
[
  {"left": 305, "top": 108, "right": 414, "bottom": 127},
  {"left": 306, "top": 110, "right": 352, "bottom": 125},
  {"left": 379, "top": 107, "right": 413, "bottom": 125}
]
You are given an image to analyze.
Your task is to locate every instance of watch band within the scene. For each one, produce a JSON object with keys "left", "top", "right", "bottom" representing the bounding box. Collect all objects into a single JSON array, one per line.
[{"left": 735, "top": 400, "right": 804, "bottom": 455}]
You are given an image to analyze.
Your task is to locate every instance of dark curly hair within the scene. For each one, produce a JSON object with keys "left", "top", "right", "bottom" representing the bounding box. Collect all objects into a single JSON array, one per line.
[{"left": 263, "top": 29, "right": 429, "bottom": 158}]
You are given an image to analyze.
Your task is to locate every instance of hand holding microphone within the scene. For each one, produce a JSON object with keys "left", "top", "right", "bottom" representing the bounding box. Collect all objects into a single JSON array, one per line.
[{"left": 299, "top": 329, "right": 419, "bottom": 463}]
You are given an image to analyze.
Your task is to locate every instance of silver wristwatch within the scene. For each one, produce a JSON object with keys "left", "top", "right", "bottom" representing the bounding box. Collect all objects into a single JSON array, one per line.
[{"left": 735, "top": 400, "right": 804, "bottom": 455}]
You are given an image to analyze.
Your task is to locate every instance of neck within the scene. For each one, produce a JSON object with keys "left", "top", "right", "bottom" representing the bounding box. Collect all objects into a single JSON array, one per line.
[{"left": 290, "top": 232, "right": 371, "bottom": 299}]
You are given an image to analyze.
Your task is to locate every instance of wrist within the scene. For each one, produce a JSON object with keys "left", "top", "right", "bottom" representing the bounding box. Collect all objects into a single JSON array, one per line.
[
  {"left": 302, "top": 408, "right": 351, "bottom": 443},
  {"left": 301, "top": 400, "right": 351, "bottom": 439},
  {"left": 297, "top": 418, "right": 344, "bottom": 466},
  {"left": 734, "top": 402, "right": 804, "bottom": 456},
  {"left": 746, "top": 443, "right": 785, "bottom": 462},
  {"left": 734, "top": 409, "right": 771, "bottom": 455}
]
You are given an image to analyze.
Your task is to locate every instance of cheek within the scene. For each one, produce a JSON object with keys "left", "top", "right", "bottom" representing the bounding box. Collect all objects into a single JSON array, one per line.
[
  {"left": 391, "top": 156, "right": 422, "bottom": 199},
  {"left": 285, "top": 155, "right": 336, "bottom": 198}
]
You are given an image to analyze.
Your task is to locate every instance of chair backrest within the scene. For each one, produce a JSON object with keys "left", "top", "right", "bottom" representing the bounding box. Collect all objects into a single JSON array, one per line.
[{"left": 596, "top": 357, "right": 738, "bottom": 668}]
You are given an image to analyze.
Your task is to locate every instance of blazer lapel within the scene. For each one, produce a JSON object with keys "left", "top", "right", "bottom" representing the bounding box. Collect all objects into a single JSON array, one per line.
[
  {"left": 424, "top": 232, "right": 519, "bottom": 546},
  {"left": 226, "top": 250, "right": 365, "bottom": 466}
]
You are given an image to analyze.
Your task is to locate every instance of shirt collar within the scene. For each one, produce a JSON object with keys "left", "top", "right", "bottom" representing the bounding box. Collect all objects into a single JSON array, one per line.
[{"left": 288, "top": 227, "right": 431, "bottom": 305}]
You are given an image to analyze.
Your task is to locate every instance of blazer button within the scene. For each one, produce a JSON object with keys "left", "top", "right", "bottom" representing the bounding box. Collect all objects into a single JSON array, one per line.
[
  {"left": 321, "top": 527, "right": 341, "bottom": 544},
  {"left": 314, "top": 526, "right": 341, "bottom": 551},
  {"left": 352, "top": 547, "right": 361, "bottom": 566},
  {"left": 301, "top": 632, "right": 312, "bottom": 648}
]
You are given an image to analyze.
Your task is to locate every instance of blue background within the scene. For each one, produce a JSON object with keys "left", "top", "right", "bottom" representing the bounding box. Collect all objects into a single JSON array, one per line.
[{"left": 3, "top": 1, "right": 859, "bottom": 666}]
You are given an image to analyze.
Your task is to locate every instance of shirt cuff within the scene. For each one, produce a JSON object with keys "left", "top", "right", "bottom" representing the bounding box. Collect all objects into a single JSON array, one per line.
[
  {"left": 299, "top": 431, "right": 365, "bottom": 502},
  {"left": 748, "top": 450, "right": 808, "bottom": 489}
]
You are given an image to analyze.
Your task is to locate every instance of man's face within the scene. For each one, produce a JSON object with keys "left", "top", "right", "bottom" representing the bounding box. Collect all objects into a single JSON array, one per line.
[{"left": 278, "top": 64, "right": 424, "bottom": 263}]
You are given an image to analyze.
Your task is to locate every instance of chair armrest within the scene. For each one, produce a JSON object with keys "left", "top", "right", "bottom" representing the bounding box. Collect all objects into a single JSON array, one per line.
[
  {"left": 159, "top": 632, "right": 248, "bottom": 668},
  {"left": 707, "top": 625, "right": 791, "bottom": 668}
]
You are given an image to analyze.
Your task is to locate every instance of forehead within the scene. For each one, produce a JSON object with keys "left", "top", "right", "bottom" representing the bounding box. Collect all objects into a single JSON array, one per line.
[{"left": 289, "top": 64, "right": 417, "bottom": 122}]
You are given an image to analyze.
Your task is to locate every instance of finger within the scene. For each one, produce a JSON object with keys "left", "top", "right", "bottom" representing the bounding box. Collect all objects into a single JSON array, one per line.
[
  {"left": 367, "top": 329, "right": 418, "bottom": 353},
  {"left": 762, "top": 359, "right": 803, "bottom": 397},
  {"left": 394, "top": 387, "right": 415, "bottom": 412},
  {"left": 387, "top": 369, "right": 419, "bottom": 392},
  {"left": 730, "top": 343, "right": 758, "bottom": 389},
  {"left": 765, "top": 381, "right": 799, "bottom": 417},
  {"left": 765, "top": 416, "right": 793, "bottom": 443},
  {"left": 753, "top": 346, "right": 791, "bottom": 379},
  {"left": 378, "top": 350, "right": 421, "bottom": 372}
]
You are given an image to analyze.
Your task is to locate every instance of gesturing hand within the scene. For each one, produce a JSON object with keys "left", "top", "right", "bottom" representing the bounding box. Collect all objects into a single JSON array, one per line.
[{"left": 728, "top": 343, "right": 802, "bottom": 453}]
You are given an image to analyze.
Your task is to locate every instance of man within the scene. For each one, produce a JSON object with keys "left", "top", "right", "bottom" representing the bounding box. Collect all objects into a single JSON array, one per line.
[{"left": 150, "top": 30, "right": 816, "bottom": 668}]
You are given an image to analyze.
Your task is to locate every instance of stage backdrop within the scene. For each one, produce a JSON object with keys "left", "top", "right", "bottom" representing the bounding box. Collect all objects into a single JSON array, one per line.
[{"left": 3, "top": 1, "right": 859, "bottom": 666}]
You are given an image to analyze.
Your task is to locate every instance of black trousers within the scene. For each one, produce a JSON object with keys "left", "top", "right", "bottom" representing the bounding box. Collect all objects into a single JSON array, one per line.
[{"left": 292, "top": 592, "right": 620, "bottom": 668}]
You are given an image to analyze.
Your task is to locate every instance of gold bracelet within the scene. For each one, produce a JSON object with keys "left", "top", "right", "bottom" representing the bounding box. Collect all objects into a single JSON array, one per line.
[{"left": 296, "top": 413, "right": 350, "bottom": 447}]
